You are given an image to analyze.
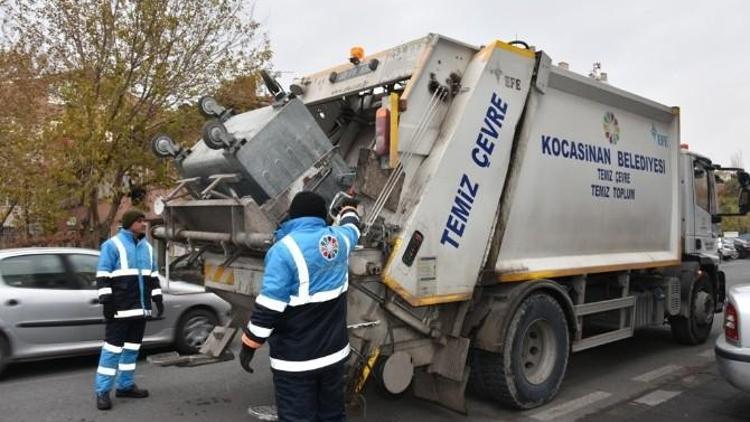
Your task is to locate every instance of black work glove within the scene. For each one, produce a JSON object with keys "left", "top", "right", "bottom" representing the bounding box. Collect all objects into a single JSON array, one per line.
[
  {"left": 239, "top": 344, "right": 256, "bottom": 374},
  {"left": 154, "top": 299, "right": 164, "bottom": 318},
  {"left": 102, "top": 302, "right": 115, "bottom": 320}
]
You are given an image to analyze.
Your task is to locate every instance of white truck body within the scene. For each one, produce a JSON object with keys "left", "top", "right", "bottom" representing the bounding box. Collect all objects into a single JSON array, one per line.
[
  {"left": 496, "top": 66, "right": 680, "bottom": 280},
  {"left": 382, "top": 41, "right": 682, "bottom": 304},
  {"left": 382, "top": 42, "right": 538, "bottom": 304}
]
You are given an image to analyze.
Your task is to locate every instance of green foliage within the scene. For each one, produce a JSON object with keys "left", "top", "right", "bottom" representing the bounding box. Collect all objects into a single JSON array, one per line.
[
  {"left": 0, "top": 46, "right": 69, "bottom": 234},
  {"left": 1, "top": 0, "right": 271, "bottom": 245}
]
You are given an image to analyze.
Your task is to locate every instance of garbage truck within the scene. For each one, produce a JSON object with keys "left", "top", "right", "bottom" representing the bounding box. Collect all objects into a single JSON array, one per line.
[{"left": 148, "top": 33, "right": 750, "bottom": 411}]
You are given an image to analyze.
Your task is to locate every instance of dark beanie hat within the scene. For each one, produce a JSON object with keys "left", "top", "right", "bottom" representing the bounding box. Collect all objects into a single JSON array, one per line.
[
  {"left": 289, "top": 191, "right": 327, "bottom": 220},
  {"left": 121, "top": 208, "right": 146, "bottom": 229}
]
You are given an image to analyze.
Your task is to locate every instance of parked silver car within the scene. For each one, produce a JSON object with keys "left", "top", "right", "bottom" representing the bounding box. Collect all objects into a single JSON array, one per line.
[
  {"left": 718, "top": 237, "right": 740, "bottom": 261},
  {"left": 732, "top": 236, "right": 750, "bottom": 259},
  {"left": 0, "top": 247, "right": 230, "bottom": 376},
  {"left": 715, "top": 282, "right": 750, "bottom": 391}
]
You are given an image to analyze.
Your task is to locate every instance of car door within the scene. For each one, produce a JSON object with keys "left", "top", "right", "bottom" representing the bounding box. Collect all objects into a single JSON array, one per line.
[
  {"left": 0, "top": 253, "right": 101, "bottom": 353},
  {"left": 62, "top": 252, "right": 107, "bottom": 342}
]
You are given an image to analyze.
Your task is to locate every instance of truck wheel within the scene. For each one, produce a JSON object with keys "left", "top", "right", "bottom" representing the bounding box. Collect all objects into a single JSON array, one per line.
[
  {"left": 669, "top": 274, "right": 714, "bottom": 345},
  {"left": 175, "top": 308, "right": 219, "bottom": 355},
  {"left": 469, "top": 293, "right": 570, "bottom": 409}
]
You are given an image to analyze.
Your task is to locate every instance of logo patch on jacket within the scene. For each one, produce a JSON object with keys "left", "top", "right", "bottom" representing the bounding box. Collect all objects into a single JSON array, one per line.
[{"left": 319, "top": 235, "right": 339, "bottom": 261}]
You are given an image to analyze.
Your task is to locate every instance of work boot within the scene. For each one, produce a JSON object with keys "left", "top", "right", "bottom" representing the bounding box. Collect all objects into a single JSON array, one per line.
[
  {"left": 96, "top": 393, "right": 112, "bottom": 410},
  {"left": 115, "top": 384, "right": 149, "bottom": 398}
]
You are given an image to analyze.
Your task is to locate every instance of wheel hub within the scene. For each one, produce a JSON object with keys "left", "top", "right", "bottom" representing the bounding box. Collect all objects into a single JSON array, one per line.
[
  {"left": 520, "top": 319, "right": 557, "bottom": 384},
  {"left": 693, "top": 290, "right": 714, "bottom": 326}
]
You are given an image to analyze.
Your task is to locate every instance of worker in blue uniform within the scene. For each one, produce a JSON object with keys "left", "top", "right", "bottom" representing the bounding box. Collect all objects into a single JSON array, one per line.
[
  {"left": 239, "top": 191, "right": 360, "bottom": 422},
  {"left": 93, "top": 209, "right": 164, "bottom": 410}
]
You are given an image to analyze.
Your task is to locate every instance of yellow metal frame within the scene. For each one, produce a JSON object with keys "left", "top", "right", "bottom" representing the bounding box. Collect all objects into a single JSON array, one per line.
[
  {"left": 204, "top": 263, "right": 236, "bottom": 286},
  {"left": 497, "top": 259, "right": 682, "bottom": 282},
  {"left": 381, "top": 237, "right": 472, "bottom": 307},
  {"left": 354, "top": 346, "right": 380, "bottom": 393},
  {"left": 389, "top": 92, "right": 400, "bottom": 168},
  {"left": 383, "top": 239, "right": 681, "bottom": 303},
  {"left": 491, "top": 40, "right": 536, "bottom": 59}
]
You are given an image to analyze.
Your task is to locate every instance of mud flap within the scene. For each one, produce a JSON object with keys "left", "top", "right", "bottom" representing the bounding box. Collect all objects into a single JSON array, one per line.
[
  {"left": 716, "top": 270, "right": 726, "bottom": 312},
  {"left": 429, "top": 336, "right": 470, "bottom": 382},
  {"left": 412, "top": 367, "right": 470, "bottom": 414},
  {"left": 410, "top": 336, "right": 470, "bottom": 413}
]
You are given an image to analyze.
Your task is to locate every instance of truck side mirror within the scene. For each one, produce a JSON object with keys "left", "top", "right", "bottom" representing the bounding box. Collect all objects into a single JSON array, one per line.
[
  {"left": 715, "top": 168, "right": 750, "bottom": 217},
  {"left": 740, "top": 189, "right": 750, "bottom": 215},
  {"left": 739, "top": 171, "right": 750, "bottom": 189}
]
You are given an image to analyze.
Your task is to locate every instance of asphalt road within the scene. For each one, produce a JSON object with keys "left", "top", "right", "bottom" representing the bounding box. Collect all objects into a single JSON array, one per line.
[{"left": 0, "top": 259, "right": 748, "bottom": 422}]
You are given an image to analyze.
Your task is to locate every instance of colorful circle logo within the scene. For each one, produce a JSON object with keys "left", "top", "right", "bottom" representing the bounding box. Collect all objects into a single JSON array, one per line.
[
  {"left": 603, "top": 111, "right": 620, "bottom": 145},
  {"left": 319, "top": 235, "right": 339, "bottom": 261}
]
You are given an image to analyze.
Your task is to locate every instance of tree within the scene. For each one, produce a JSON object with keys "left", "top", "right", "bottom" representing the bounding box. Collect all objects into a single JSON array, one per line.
[
  {"left": 717, "top": 171, "right": 750, "bottom": 234},
  {"left": 2, "top": 0, "right": 271, "bottom": 246},
  {"left": 0, "top": 46, "right": 70, "bottom": 236}
]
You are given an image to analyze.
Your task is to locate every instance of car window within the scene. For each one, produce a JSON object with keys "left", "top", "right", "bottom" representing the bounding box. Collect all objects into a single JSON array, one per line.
[
  {"left": 66, "top": 253, "right": 100, "bottom": 289},
  {"left": 0, "top": 254, "right": 75, "bottom": 289}
]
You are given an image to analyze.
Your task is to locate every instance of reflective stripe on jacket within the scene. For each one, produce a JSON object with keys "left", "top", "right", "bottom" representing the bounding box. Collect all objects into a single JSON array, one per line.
[
  {"left": 96, "top": 228, "right": 162, "bottom": 319},
  {"left": 245, "top": 214, "right": 360, "bottom": 373}
]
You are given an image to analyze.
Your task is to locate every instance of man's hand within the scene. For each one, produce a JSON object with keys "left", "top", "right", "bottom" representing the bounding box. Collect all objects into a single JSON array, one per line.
[
  {"left": 154, "top": 300, "right": 164, "bottom": 318},
  {"left": 330, "top": 192, "right": 360, "bottom": 218},
  {"left": 338, "top": 197, "right": 360, "bottom": 211},
  {"left": 102, "top": 302, "right": 115, "bottom": 320},
  {"left": 335, "top": 197, "right": 361, "bottom": 227},
  {"left": 336, "top": 199, "right": 359, "bottom": 217},
  {"left": 239, "top": 343, "right": 256, "bottom": 373}
]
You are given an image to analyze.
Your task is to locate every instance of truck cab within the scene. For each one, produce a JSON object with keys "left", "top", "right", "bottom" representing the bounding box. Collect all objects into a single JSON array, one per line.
[{"left": 682, "top": 148, "right": 750, "bottom": 260}]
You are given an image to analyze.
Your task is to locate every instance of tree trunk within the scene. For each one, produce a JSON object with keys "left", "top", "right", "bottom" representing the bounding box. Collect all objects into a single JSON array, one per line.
[
  {"left": 89, "top": 170, "right": 127, "bottom": 248},
  {"left": 97, "top": 190, "right": 125, "bottom": 243},
  {"left": 84, "top": 186, "right": 102, "bottom": 248}
]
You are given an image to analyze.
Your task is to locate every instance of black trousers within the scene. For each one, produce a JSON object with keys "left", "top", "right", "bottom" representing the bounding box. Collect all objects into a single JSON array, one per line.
[
  {"left": 273, "top": 361, "right": 346, "bottom": 422},
  {"left": 104, "top": 318, "right": 146, "bottom": 346}
]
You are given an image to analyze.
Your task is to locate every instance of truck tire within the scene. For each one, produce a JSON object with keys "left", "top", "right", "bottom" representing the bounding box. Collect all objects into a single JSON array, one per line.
[
  {"left": 469, "top": 293, "right": 570, "bottom": 409},
  {"left": 669, "top": 274, "right": 714, "bottom": 345}
]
